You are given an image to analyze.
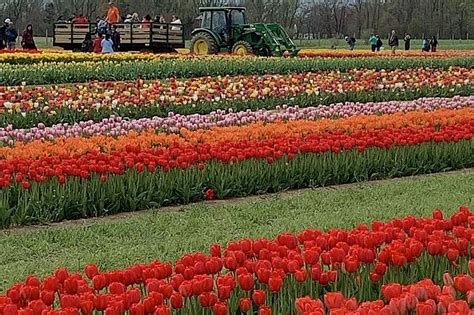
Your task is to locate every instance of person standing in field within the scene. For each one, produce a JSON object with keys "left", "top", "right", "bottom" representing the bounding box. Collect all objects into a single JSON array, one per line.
[
  {"left": 422, "top": 37, "right": 430, "bottom": 52},
  {"left": 376, "top": 35, "right": 383, "bottom": 51},
  {"left": 93, "top": 33, "right": 103, "bottom": 53},
  {"left": 111, "top": 25, "right": 121, "bottom": 51},
  {"left": 21, "top": 24, "right": 36, "bottom": 50},
  {"left": 0, "top": 19, "right": 8, "bottom": 50},
  {"left": 389, "top": 30, "right": 399, "bottom": 54},
  {"left": 101, "top": 33, "right": 114, "bottom": 53},
  {"left": 404, "top": 33, "right": 411, "bottom": 51},
  {"left": 4, "top": 20, "right": 18, "bottom": 50},
  {"left": 430, "top": 36, "right": 438, "bottom": 52},
  {"left": 107, "top": 1, "right": 120, "bottom": 24},
  {"left": 369, "top": 34, "right": 377, "bottom": 52},
  {"left": 81, "top": 33, "right": 93, "bottom": 52}
]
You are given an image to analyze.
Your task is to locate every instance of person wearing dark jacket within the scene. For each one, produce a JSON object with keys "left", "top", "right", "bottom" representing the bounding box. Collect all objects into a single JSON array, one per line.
[
  {"left": 4, "top": 20, "right": 18, "bottom": 50},
  {"left": 21, "top": 24, "right": 36, "bottom": 50},
  {"left": 345, "top": 36, "right": 356, "bottom": 50},
  {"left": 376, "top": 35, "right": 383, "bottom": 51},
  {"left": 81, "top": 33, "right": 93, "bottom": 52},
  {"left": 111, "top": 25, "right": 121, "bottom": 51},
  {"left": 404, "top": 33, "right": 411, "bottom": 51},
  {"left": 0, "top": 20, "right": 9, "bottom": 49},
  {"left": 389, "top": 30, "right": 399, "bottom": 54},
  {"left": 422, "top": 38, "right": 430, "bottom": 52},
  {"left": 430, "top": 36, "right": 438, "bottom": 52}
]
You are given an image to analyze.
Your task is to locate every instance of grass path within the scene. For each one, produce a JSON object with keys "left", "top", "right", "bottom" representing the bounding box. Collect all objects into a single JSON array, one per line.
[{"left": 0, "top": 170, "right": 473, "bottom": 291}]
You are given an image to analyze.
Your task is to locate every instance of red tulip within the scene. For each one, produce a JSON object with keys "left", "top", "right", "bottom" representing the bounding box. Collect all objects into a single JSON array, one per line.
[
  {"left": 324, "top": 292, "right": 344, "bottom": 309},
  {"left": 154, "top": 305, "right": 170, "bottom": 315},
  {"left": 448, "top": 300, "right": 469, "bottom": 314},
  {"left": 40, "top": 290, "right": 55, "bottom": 306},
  {"left": 143, "top": 296, "right": 156, "bottom": 314},
  {"left": 127, "top": 288, "right": 142, "bottom": 305},
  {"left": 129, "top": 303, "right": 145, "bottom": 315},
  {"left": 79, "top": 300, "right": 94, "bottom": 315},
  {"left": 170, "top": 292, "right": 183, "bottom": 310},
  {"left": 447, "top": 248, "right": 459, "bottom": 262},
  {"left": 217, "top": 285, "right": 231, "bottom": 300},
  {"left": 382, "top": 283, "right": 402, "bottom": 301},
  {"left": 310, "top": 265, "right": 321, "bottom": 281},
  {"left": 84, "top": 265, "right": 99, "bottom": 280},
  {"left": 268, "top": 274, "right": 283, "bottom": 293},
  {"left": 416, "top": 302, "right": 435, "bottom": 315},
  {"left": 432, "top": 209, "right": 443, "bottom": 220},
  {"left": 258, "top": 305, "right": 271, "bottom": 315},
  {"left": 443, "top": 273, "right": 454, "bottom": 286},
  {"left": 468, "top": 259, "right": 474, "bottom": 276},
  {"left": 303, "top": 249, "right": 319, "bottom": 265},
  {"left": 454, "top": 275, "right": 474, "bottom": 294},
  {"left": 199, "top": 292, "right": 218, "bottom": 308},
  {"left": 210, "top": 244, "right": 221, "bottom": 258},
  {"left": 108, "top": 282, "right": 125, "bottom": 295},
  {"left": 212, "top": 302, "right": 228, "bottom": 315},
  {"left": 345, "top": 298, "right": 358, "bottom": 311},
  {"left": 238, "top": 273, "right": 254, "bottom": 291},
  {"left": 28, "top": 300, "right": 47, "bottom": 315},
  {"left": 252, "top": 290, "right": 266, "bottom": 306},
  {"left": 3, "top": 304, "right": 18, "bottom": 315},
  {"left": 294, "top": 269, "right": 307, "bottom": 282},
  {"left": 239, "top": 297, "right": 251, "bottom": 313},
  {"left": 205, "top": 188, "right": 215, "bottom": 200},
  {"left": 467, "top": 289, "right": 474, "bottom": 305},
  {"left": 92, "top": 274, "right": 107, "bottom": 291}
]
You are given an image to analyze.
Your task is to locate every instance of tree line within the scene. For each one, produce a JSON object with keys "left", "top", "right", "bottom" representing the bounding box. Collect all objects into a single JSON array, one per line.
[{"left": 0, "top": 0, "right": 472, "bottom": 40}]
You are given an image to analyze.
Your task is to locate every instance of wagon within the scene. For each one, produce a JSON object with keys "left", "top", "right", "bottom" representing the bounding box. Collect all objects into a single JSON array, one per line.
[{"left": 53, "top": 22, "right": 185, "bottom": 52}]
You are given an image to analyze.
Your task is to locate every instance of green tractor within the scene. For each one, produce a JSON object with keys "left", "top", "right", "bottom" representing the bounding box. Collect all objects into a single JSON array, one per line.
[{"left": 191, "top": 7, "right": 299, "bottom": 57}]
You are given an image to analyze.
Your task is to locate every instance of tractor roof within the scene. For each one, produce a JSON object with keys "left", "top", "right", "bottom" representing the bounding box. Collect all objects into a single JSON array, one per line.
[{"left": 199, "top": 7, "right": 246, "bottom": 12}]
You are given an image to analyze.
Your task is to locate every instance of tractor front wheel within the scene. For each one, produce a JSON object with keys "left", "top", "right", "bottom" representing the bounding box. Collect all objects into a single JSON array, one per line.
[
  {"left": 231, "top": 41, "right": 253, "bottom": 56},
  {"left": 191, "top": 32, "right": 218, "bottom": 55}
]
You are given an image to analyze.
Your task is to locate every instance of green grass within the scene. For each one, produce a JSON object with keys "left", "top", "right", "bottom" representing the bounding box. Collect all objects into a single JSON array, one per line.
[
  {"left": 295, "top": 38, "right": 474, "bottom": 50},
  {"left": 33, "top": 36, "right": 474, "bottom": 50},
  {"left": 0, "top": 170, "right": 473, "bottom": 291}
]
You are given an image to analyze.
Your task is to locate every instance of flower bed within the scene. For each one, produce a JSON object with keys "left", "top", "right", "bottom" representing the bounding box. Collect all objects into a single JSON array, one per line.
[
  {"left": 1, "top": 67, "right": 472, "bottom": 129},
  {"left": 0, "top": 55, "right": 471, "bottom": 86},
  {"left": 1, "top": 96, "right": 471, "bottom": 145},
  {"left": 0, "top": 107, "right": 472, "bottom": 227},
  {"left": 0, "top": 49, "right": 473, "bottom": 65},
  {"left": 1, "top": 206, "right": 474, "bottom": 314}
]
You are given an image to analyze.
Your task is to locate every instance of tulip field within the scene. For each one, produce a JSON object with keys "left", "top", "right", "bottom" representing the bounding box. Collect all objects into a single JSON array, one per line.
[{"left": 0, "top": 47, "right": 473, "bottom": 314}]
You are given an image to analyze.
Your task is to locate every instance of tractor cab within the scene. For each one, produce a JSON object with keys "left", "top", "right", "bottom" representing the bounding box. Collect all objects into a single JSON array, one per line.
[{"left": 191, "top": 7, "right": 299, "bottom": 57}]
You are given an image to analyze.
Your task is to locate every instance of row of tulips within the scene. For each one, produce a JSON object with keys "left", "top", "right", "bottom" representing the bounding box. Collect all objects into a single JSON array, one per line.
[
  {"left": 0, "top": 96, "right": 471, "bottom": 145},
  {"left": 1, "top": 107, "right": 472, "bottom": 159},
  {"left": 0, "top": 56, "right": 472, "bottom": 86},
  {"left": 0, "top": 49, "right": 473, "bottom": 65},
  {"left": 295, "top": 276, "right": 474, "bottom": 315},
  {"left": 1, "top": 206, "right": 474, "bottom": 314},
  {"left": 0, "top": 112, "right": 472, "bottom": 225},
  {"left": 297, "top": 49, "right": 474, "bottom": 58},
  {"left": 1, "top": 67, "right": 472, "bottom": 129}
]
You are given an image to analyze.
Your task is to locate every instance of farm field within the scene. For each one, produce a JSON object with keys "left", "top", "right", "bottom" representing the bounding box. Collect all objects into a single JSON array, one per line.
[
  {"left": 32, "top": 37, "right": 474, "bottom": 51},
  {"left": 0, "top": 47, "right": 473, "bottom": 315}
]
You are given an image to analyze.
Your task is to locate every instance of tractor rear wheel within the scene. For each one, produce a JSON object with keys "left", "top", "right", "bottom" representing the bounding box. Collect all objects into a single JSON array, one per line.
[
  {"left": 232, "top": 41, "right": 253, "bottom": 56},
  {"left": 191, "top": 32, "right": 218, "bottom": 55}
]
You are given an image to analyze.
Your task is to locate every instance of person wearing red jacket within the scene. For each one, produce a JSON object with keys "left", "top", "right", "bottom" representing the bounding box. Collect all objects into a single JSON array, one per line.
[
  {"left": 93, "top": 33, "right": 103, "bottom": 53},
  {"left": 21, "top": 24, "right": 37, "bottom": 50}
]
